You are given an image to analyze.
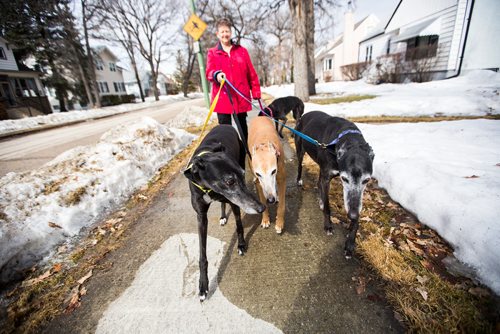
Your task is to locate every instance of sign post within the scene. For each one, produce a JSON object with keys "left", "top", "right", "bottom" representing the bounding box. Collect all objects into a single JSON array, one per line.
[{"left": 184, "top": 2, "right": 210, "bottom": 109}]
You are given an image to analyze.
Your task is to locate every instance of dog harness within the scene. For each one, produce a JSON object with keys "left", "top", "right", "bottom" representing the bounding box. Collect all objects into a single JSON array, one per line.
[{"left": 326, "top": 129, "right": 362, "bottom": 147}]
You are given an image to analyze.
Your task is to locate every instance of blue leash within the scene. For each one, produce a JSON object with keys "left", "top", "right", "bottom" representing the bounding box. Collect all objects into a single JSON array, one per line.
[
  {"left": 223, "top": 78, "right": 363, "bottom": 148},
  {"left": 223, "top": 79, "right": 328, "bottom": 148}
]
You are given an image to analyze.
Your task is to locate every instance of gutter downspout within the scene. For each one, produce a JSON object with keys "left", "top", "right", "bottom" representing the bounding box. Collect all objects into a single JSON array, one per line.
[{"left": 448, "top": 0, "right": 475, "bottom": 79}]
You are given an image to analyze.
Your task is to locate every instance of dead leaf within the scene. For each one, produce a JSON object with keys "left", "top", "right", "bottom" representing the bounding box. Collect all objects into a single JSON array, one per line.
[
  {"left": 137, "top": 194, "right": 148, "bottom": 200},
  {"left": 356, "top": 276, "right": 366, "bottom": 295},
  {"left": 468, "top": 287, "right": 490, "bottom": 297},
  {"left": 416, "top": 275, "right": 429, "bottom": 285},
  {"left": 416, "top": 287, "right": 428, "bottom": 301},
  {"left": 22, "top": 269, "right": 52, "bottom": 287},
  {"left": 65, "top": 287, "right": 81, "bottom": 313},
  {"left": 407, "top": 239, "right": 425, "bottom": 256},
  {"left": 48, "top": 222, "right": 62, "bottom": 229},
  {"left": 360, "top": 216, "right": 371, "bottom": 222},
  {"left": 77, "top": 269, "right": 93, "bottom": 285},
  {"left": 52, "top": 263, "right": 62, "bottom": 273},
  {"left": 464, "top": 175, "right": 479, "bottom": 179},
  {"left": 331, "top": 217, "right": 341, "bottom": 225}
]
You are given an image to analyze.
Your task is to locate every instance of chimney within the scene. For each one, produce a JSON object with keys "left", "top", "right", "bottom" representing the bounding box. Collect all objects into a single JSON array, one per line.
[{"left": 343, "top": 2, "right": 355, "bottom": 65}]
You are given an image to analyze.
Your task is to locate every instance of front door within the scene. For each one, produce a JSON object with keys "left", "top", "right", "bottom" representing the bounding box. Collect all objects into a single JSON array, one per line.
[{"left": 0, "top": 82, "right": 16, "bottom": 106}]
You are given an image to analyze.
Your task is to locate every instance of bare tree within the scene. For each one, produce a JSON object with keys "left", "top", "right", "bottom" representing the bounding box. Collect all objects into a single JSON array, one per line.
[
  {"left": 94, "top": 1, "right": 145, "bottom": 102},
  {"left": 81, "top": 0, "right": 101, "bottom": 108},
  {"left": 288, "top": 0, "right": 309, "bottom": 101},
  {"left": 99, "top": 0, "right": 179, "bottom": 101}
]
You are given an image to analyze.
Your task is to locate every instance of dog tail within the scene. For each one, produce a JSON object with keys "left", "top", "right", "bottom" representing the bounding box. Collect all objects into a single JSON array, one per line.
[{"left": 293, "top": 100, "right": 304, "bottom": 120}]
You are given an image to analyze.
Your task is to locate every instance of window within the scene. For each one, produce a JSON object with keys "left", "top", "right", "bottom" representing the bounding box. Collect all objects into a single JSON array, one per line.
[
  {"left": 103, "top": 82, "right": 109, "bottom": 93},
  {"left": 98, "top": 81, "right": 109, "bottom": 93},
  {"left": 324, "top": 58, "right": 333, "bottom": 71},
  {"left": 386, "top": 38, "right": 391, "bottom": 55},
  {"left": 121, "top": 82, "right": 125, "bottom": 92},
  {"left": 405, "top": 35, "right": 439, "bottom": 60},
  {"left": 109, "top": 62, "right": 116, "bottom": 72},
  {"left": 365, "top": 45, "right": 373, "bottom": 62},
  {"left": 0, "top": 47, "right": 6, "bottom": 60},
  {"left": 113, "top": 82, "right": 118, "bottom": 92},
  {"left": 96, "top": 60, "right": 104, "bottom": 71}
]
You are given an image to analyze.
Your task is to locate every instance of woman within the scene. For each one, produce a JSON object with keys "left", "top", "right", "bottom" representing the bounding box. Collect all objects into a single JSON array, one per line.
[{"left": 206, "top": 18, "right": 261, "bottom": 142}]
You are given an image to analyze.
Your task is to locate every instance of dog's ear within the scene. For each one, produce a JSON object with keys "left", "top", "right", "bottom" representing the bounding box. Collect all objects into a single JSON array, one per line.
[
  {"left": 212, "top": 142, "right": 225, "bottom": 153},
  {"left": 269, "top": 142, "right": 280, "bottom": 157},
  {"left": 183, "top": 156, "right": 205, "bottom": 181},
  {"left": 336, "top": 146, "right": 347, "bottom": 161},
  {"left": 367, "top": 144, "right": 375, "bottom": 162}
]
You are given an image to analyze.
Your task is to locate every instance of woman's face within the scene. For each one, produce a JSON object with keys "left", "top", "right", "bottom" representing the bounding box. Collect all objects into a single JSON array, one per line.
[{"left": 216, "top": 25, "right": 232, "bottom": 45}]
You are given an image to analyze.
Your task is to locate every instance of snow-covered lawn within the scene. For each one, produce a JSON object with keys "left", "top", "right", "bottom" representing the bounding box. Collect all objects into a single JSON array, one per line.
[{"left": 0, "top": 71, "right": 499, "bottom": 295}]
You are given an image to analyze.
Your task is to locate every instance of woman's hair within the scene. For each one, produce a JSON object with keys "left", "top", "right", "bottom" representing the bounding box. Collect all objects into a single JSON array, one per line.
[{"left": 216, "top": 18, "right": 232, "bottom": 30}]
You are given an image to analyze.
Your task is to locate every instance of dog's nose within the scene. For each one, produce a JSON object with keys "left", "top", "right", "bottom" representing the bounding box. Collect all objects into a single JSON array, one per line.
[
  {"left": 257, "top": 203, "right": 266, "bottom": 213},
  {"left": 348, "top": 210, "right": 359, "bottom": 221},
  {"left": 267, "top": 197, "right": 276, "bottom": 204}
]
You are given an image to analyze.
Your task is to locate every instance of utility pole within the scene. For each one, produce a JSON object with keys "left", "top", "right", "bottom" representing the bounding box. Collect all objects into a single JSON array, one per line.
[{"left": 188, "top": 0, "right": 210, "bottom": 108}]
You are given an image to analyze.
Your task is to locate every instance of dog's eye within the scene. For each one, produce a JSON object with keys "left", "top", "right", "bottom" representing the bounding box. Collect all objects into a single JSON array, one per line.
[
  {"left": 256, "top": 172, "right": 262, "bottom": 178},
  {"left": 226, "top": 178, "right": 235, "bottom": 186},
  {"left": 362, "top": 178, "right": 370, "bottom": 185},
  {"left": 271, "top": 169, "right": 276, "bottom": 175},
  {"left": 341, "top": 176, "right": 349, "bottom": 184}
]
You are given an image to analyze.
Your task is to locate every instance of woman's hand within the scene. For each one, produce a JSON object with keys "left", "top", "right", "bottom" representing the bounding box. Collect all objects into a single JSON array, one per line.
[{"left": 217, "top": 72, "right": 226, "bottom": 83}]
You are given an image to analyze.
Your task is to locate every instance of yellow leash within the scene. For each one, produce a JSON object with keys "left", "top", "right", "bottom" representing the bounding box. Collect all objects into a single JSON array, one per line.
[{"left": 184, "top": 78, "right": 225, "bottom": 170}]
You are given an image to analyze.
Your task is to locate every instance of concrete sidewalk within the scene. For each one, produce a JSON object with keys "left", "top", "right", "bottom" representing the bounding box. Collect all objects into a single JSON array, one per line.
[{"left": 43, "top": 138, "right": 403, "bottom": 333}]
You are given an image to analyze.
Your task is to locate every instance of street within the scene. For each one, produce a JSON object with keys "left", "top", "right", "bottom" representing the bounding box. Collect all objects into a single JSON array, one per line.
[{"left": 0, "top": 98, "right": 205, "bottom": 177}]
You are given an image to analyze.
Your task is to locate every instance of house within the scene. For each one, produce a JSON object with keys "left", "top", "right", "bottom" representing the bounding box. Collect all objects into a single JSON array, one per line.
[
  {"left": 359, "top": 0, "right": 500, "bottom": 81},
  {"left": 125, "top": 71, "right": 177, "bottom": 98},
  {"left": 315, "top": 9, "right": 380, "bottom": 82},
  {"left": 93, "top": 46, "right": 127, "bottom": 97},
  {"left": 0, "top": 37, "right": 51, "bottom": 119}
]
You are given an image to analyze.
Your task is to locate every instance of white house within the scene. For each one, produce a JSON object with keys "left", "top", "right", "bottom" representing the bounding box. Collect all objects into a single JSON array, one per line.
[
  {"left": 93, "top": 46, "right": 127, "bottom": 96},
  {"left": 359, "top": 0, "right": 500, "bottom": 80},
  {"left": 125, "top": 71, "right": 177, "bottom": 98},
  {"left": 0, "top": 37, "right": 51, "bottom": 119},
  {"left": 315, "top": 9, "right": 380, "bottom": 82}
]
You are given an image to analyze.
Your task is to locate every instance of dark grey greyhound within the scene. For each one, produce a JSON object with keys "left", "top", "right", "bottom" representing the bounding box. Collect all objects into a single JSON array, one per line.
[
  {"left": 184, "top": 125, "right": 265, "bottom": 301},
  {"left": 265, "top": 96, "right": 304, "bottom": 138},
  {"left": 294, "top": 111, "right": 374, "bottom": 258}
]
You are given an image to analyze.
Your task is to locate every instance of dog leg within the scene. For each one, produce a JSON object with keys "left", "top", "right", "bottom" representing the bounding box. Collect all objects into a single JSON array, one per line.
[
  {"left": 278, "top": 118, "right": 287, "bottom": 138},
  {"left": 275, "top": 169, "right": 286, "bottom": 234},
  {"left": 319, "top": 170, "right": 334, "bottom": 235},
  {"left": 295, "top": 139, "right": 304, "bottom": 187},
  {"left": 344, "top": 219, "right": 359, "bottom": 259},
  {"left": 255, "top": 180, "right": 270, "bottom": 228},
  {"left": 195, "top": 203, "right": 210, "bottom": 301},
  {"left": 219, "top": 202, "right": 227, "bottom": 226},
  {"left": 230, "top": 203, "right": 247, "bottom": 255}
]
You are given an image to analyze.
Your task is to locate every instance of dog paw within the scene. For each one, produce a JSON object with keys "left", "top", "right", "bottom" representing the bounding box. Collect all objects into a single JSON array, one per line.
[
  {"left": 219, "top": 217, "right": 227, "bottom": 226},
  {"left": 297, "top": 179, "right": 303, "bottom": 186},
  {"left": 238, "top": 247, "right": 245, "bottom": 256},
  {"left": 324, "top": 226, "right": 333, "bottom": 235},
  {"left": 275, "top": 226, "right": 283, "bottom": 234},
  {"left": 319, "top": 200, "right": 324, "bottom": 210},
  {"left": 199, "top": 290, "right": 208, "bottom": 302},
  {"left": 260, "top": 220, "right": 270, "bottom": 228}
]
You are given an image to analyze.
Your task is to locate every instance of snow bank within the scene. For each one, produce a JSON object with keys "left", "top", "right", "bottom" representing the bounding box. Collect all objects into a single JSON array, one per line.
[{"left": 0, "top": 117, "right": 195, "bottom": 282}]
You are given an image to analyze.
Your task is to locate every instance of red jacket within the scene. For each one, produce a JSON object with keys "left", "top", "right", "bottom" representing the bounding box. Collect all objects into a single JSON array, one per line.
[{"left": 206, "top": 42, "right": 261, "bottom": 114}]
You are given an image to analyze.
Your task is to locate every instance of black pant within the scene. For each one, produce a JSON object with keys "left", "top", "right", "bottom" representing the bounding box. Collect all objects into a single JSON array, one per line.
[{"left": 217, "top": 112, "right": 248, "bottom": 143}]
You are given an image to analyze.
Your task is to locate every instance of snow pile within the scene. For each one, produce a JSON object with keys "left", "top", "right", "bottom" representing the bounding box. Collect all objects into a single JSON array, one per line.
[
  {"left": 263, "top": 70, "right": 500, "bottom": 117},
  {"left": 359, "top": 120, "right": 500, "bottom": 294},
  {"left": 0, "top": 117, "right": 195, "bottom": 282}
]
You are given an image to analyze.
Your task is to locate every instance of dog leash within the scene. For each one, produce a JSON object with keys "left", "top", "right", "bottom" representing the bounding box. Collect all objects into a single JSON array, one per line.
[
  {"left": 184, "top": 79, "right": 225, "bottom": 171},
  {"left": 223, "top": 79, "right": 327, "bottom": 148},
  {"left": 224, "top": 84, "right": 253, "bottom": 161}
]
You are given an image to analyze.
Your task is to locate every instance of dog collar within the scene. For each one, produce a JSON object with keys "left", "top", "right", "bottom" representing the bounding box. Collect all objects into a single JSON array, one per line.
[
  {"left": 327, "top": 129, "right": 362, "bottom": 147},
  {"left": 187, "top": 151, "right": 212, "bottom": 195}
]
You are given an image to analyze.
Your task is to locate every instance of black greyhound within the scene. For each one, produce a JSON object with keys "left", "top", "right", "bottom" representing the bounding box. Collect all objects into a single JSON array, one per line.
[
  {"left": 294, "top": 111, "right": 374, "bottom": 258},
  {"left": 184, "top": 125, "right": 265, "bottom": 301},
  {"left": 266, "top": 96, "right": 304, "bottom": 138}
]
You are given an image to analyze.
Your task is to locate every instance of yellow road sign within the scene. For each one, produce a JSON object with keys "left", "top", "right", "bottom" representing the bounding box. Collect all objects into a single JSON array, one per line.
[{"left": 183, "top": 14, "right": 207, "bottom": 41}]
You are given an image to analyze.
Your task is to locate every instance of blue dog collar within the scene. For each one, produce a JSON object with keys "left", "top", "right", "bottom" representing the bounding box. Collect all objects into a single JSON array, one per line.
[{"left": 327, "top": 129, "right": 362, "bottom": 147}]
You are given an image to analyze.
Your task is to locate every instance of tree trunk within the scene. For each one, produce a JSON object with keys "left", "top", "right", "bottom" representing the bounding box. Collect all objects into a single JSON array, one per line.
[
  {"left": 306, "top": 0, "right": 316, "bottom": 96},
  {"left": 82, "top": 0, "right": 101, "bottom": 108},
  {"left": 127, "top": 33, "right": 145, "bottom": 102},
  {"left": 150, "top": 60, "right": 159, "bottom": 101},
  {"left": 289, "top": 0, "right": 309, "bottom": 101},
  {"left": 75, "top": 49, "right": 93, "bottom": 108}
]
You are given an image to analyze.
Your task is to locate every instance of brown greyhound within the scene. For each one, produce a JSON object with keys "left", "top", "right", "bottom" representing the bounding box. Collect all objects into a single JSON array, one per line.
[{"left": 248, "top": 116, "right": 287, "bottom": 234}]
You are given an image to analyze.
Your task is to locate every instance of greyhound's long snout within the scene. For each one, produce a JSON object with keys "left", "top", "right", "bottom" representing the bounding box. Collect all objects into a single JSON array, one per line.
[{"left": 267, "top": 196, "right": 276, "bottom": 204}]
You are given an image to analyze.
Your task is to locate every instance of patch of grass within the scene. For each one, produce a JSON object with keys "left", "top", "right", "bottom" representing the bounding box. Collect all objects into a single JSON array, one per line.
[
  {"left": 312, "top": 95, "right": 376, "bottom": 105},
  {"left": 358, "top": 233, "right": 492, "bottom": 333}
]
